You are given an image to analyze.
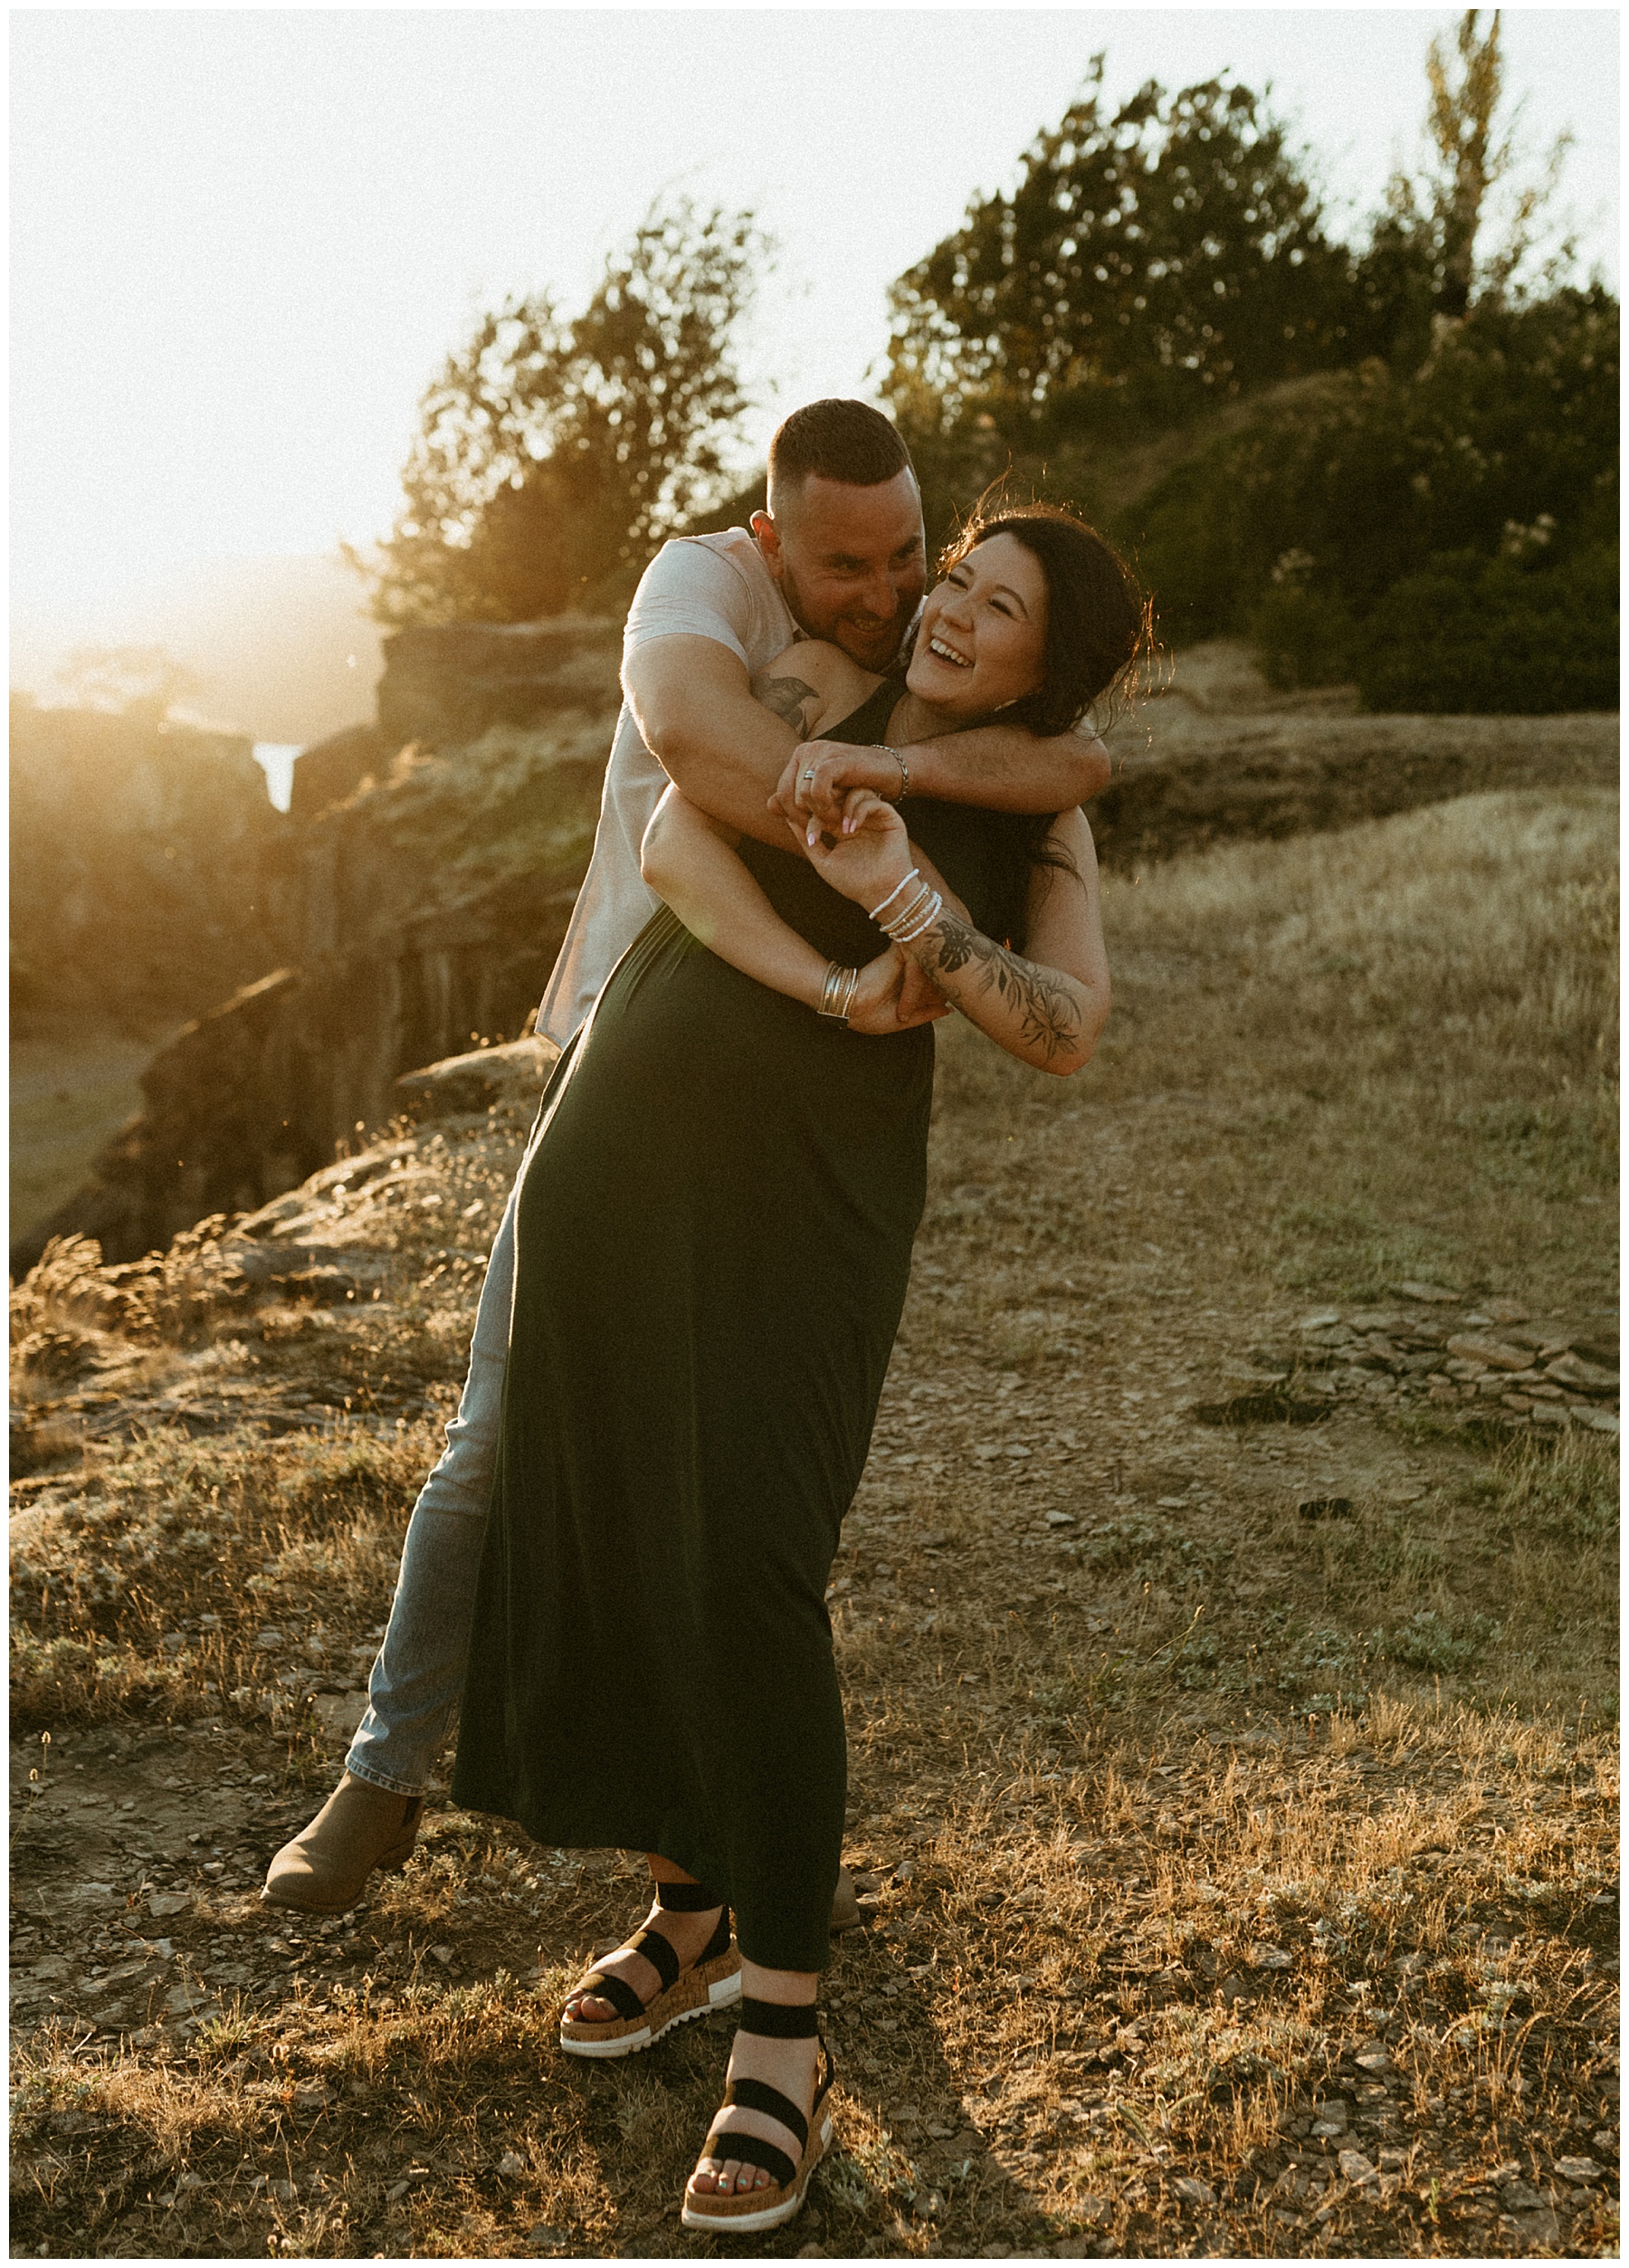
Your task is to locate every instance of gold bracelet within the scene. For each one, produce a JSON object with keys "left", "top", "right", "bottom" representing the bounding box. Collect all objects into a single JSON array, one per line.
[{"left": 817, "top": 960, "right": 859, "bottom": 1021}]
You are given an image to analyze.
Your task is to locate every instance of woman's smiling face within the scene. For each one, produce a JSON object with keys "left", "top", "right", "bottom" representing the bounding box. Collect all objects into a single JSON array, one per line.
[{"left": 905, "top": 533, "right": 1049, "bottom": 718}]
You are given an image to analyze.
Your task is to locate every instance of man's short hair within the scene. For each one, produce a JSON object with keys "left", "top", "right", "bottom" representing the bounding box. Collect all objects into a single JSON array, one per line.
[{"left": 767, "top": 399, "right": 914, "bottom": 498}]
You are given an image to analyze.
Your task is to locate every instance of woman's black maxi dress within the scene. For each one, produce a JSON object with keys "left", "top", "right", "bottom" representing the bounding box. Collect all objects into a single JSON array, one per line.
[{"left": 451, "top": 680, "right": 1034, "bottom": 1971}]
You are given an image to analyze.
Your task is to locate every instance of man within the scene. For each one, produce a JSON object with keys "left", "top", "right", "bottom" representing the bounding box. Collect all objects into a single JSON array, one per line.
[{"left": 265, "top": 399, "right": 1110, "bottom": 1914}]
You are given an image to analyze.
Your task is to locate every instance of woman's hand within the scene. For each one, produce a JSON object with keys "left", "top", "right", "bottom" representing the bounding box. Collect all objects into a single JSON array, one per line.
[
  {"left": 771, "top": 742, "right": 905, "bottom": 830},
  {"left": 844, "top": 945, "right": 951, "bottom": 1034},
  {"left": 793, "top": 789, "right": 913, "bottom": 911}
]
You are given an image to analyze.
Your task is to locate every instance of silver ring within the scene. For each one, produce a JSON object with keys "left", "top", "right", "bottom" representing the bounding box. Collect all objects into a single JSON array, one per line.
[{"left": 802, "top": 768, "right": 815, "bottom": 784}]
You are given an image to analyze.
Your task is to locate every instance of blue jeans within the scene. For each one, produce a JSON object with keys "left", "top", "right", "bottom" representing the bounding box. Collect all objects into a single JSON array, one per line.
[{"left": 344, "top": 1173, "right": 519, "bottom": 1796}]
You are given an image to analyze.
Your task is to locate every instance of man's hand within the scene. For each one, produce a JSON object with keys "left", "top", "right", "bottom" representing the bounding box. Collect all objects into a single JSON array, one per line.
[
  {"left": 846, "top": 945, "right": 951, "bottom": 1034},
  {"left": 771, "top": 741, "right": 902, "bottom": 830},
  {"left": 895, "top": 953, "right": 949, "bottom": 1026}
]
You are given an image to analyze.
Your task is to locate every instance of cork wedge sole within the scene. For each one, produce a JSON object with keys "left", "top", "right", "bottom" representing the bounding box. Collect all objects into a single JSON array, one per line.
[
  {"left": 681, "top": 2030, "right": 837, "bottom": 2235},
  {"left": 558, "top": 1944, "right": 741, "bottom": 2060},
  {"left": 680, "top": 2093, "right": 834, "bottom": 2233}
]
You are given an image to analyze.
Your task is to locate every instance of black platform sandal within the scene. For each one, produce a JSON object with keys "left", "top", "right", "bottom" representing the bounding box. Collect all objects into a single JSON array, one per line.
[
  {"left": 681, "top": 1996, "right": 837, "bottom": 2234},
  {"left": 558, "top": 1880, "right": 740, "bottom": 2060}
]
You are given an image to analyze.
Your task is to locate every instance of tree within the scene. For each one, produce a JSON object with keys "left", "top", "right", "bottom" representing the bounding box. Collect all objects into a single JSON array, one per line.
[
  {"left": 1128, "top": 282, "right": 1617, "bottom": 651},
  {"left": 359, "top": 198, "right": 767, "bottom": 626},
  {"left": 53, "top": 645, "right": 199, "bottom": 723},
  {"left": 883, "top": 61, "right": 1352, "bottom": 448},
  {"left": 1350, "top": 11, "right": 1576, "bottom": 361}
]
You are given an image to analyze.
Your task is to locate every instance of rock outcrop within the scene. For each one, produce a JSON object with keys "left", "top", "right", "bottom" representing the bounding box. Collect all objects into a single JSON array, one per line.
[
  {"left": 393, "top": 1034, "right": 557, "bottom": 1121},
  {"left": 286, "top": 723, "right": 384, "bottom": 824},
  {"left": 281, "top": 619, "right": 618, "bottom": 824},
  {"left": 15, "top": 620, "right": 620, "bottom": 1272},
  {"left": 10, "top": 695, "right": 285, "bottom": 1035},
  {"left": 373, "top": 615, "right": 620, "bottom": 750}
]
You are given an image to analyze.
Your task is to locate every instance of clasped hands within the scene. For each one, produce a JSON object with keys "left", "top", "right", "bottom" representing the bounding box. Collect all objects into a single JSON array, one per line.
[
  {"left": 769, "top": 750, "right": 949, "bottom": 1034},
  {"left": 769, "top": 739, "right": 901, "bottom": 834}
]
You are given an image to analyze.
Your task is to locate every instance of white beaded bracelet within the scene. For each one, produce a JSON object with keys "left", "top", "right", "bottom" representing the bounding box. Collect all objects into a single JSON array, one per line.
[
  {"left": 884, "top": 881, "right": 930, "bottom": 926},
  {"left": 869, "top": 868, "right": 920, "bottom": 921},
  {"left": 886, "top": 890, "right": 943, "bottom": 945}
]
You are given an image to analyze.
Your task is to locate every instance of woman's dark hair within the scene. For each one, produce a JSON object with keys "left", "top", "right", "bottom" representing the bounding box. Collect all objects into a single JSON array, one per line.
[
  {"left": 938, "top": 497, "right": 1151, "bottom": 737},
  {"left": 936, "top": 497, "right": 1152, "bottom": 920}
]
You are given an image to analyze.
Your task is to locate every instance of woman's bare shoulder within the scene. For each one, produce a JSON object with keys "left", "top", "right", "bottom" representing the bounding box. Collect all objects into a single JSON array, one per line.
[
  {"left": 750, "top": 639, "right": 880, "bottom": 737},
  {"left": 1047, "top": 805, "right": 1098, "bottom": 864}
]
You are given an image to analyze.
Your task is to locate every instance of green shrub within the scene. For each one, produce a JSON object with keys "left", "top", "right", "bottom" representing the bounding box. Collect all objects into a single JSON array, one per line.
[
  {"left": 1249, "top": 579, "right": 1360, "bottom": 689},
  {"left": 1373, "top": 1608, "right": 1502, "bottom": 1672},
  {"left": 1124, "top": 289, "right": 1619, "bottom": 667},
  {"left": 1354, "top": 546, "right": 1619, "bottom": 713}
]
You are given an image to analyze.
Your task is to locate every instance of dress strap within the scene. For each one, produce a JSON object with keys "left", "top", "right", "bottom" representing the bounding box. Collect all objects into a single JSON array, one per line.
[{"left": 823, "top": 672, "right": 902, "bottom": 748}]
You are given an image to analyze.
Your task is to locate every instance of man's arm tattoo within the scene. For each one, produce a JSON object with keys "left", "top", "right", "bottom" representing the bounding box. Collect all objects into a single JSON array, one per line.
[
  {"left": 928, "top": 910, "right": 1082, "bottom": 1063},
  {"left": 749, "top": 669, "right": 821, "bottom": 738}
]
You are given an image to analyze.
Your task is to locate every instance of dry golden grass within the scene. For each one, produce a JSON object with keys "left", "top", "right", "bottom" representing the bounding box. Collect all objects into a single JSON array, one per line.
[
  {"left": 10, "top": 786, "right": 1618, "bottom": 2259},
  {"left": 1093, "top": 786, "right": 1616, "bottom": 1302}
]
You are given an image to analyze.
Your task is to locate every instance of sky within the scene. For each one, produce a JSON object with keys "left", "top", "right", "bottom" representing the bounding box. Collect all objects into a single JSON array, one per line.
[{"left": 11, "top": 5, "right": 1620, "bottom": 634}]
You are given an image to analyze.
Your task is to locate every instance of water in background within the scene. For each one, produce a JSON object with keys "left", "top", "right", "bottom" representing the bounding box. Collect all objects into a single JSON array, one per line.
[{"left": 253, "top": 743, "right": 300, "bottom": 812}]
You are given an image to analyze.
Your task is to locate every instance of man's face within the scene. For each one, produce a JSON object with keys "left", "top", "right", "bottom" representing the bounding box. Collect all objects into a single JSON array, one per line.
[{"left": 752, "top": 470, "right": 926, "bottom": 672}]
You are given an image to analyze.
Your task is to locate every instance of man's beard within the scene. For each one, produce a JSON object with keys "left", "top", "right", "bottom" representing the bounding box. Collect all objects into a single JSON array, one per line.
[{"left": 780, "top": 563, "right": 918, "bottom": 667}]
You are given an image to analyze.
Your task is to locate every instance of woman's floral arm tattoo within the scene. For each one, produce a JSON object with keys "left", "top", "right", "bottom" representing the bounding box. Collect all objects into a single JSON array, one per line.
[{"left": 922, "top": 911, "right": 1082, "bottom": 1063}]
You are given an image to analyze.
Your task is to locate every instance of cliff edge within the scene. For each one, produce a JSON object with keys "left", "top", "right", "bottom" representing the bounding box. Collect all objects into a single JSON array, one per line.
[{"left": 14, "top": 620, "right": 620, "bottom": 1272}]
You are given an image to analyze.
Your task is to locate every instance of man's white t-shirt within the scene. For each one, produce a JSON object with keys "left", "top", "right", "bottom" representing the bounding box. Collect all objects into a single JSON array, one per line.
[{"left": 536, "top": 527, "right": 796, "bottom": 1046}]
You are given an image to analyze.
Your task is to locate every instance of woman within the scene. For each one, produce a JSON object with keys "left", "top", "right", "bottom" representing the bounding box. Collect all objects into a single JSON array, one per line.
[{"left": 451, "top": 503, "right": 1148, "bottom": 2233}]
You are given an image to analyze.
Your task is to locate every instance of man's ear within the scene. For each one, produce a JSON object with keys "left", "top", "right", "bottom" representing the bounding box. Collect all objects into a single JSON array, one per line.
[{"left": 751, "top": 510, "right": 786, "bottom": 581}]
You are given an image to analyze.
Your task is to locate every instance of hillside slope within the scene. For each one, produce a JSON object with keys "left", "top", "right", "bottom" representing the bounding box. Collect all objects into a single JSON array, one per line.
[
  {"left": 15, "top": 632, "right": 1616, "bottom": 1272},
  {"left": 10, "top": 785, "right": 1617, "bottom": 2260},
  {"left": 1095, "top": 644, "right": 1617, "bottom": 867}
]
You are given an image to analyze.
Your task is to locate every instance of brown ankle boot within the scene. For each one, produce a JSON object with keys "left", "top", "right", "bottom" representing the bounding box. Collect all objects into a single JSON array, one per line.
[
  {"left": 262, "top": 1773, "right": 424, "bottom": 1913},
  {"left": 830, "top": 1866, "right": 862, "bottom": 1935}
]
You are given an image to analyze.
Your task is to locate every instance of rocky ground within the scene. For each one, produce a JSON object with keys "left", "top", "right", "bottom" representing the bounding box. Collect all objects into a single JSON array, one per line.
[{"left": 9, "top": 778, "right": 1619, "bottom": 2259}]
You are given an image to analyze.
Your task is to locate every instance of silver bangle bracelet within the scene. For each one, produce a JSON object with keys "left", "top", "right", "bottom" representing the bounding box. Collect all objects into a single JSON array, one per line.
[{"left": 817, "top": 959, "right": 860, "bottom": 1021}]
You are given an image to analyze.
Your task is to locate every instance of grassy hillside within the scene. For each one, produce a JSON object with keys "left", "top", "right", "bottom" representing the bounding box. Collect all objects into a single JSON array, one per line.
[{"left": 9, "top": 788, "right": 1618, "bottom": 2260}]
